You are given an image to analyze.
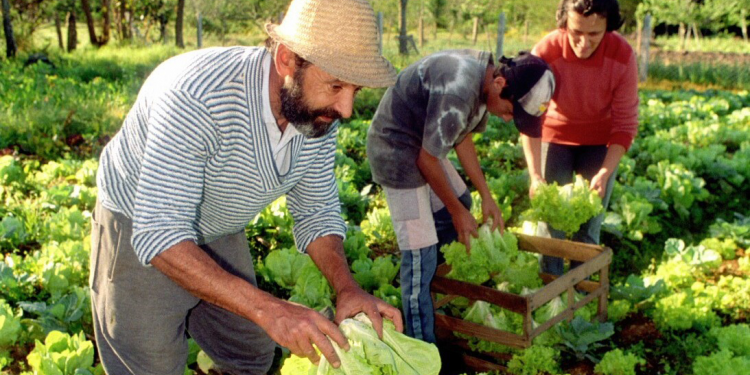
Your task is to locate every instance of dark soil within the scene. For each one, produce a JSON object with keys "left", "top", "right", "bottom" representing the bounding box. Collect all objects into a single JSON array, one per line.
[
  {"left": 614, "top": 312, "right": 662, "bottom": 347},
  {"left": 562, "top": 358, "right": 596, "bottom": 375}
]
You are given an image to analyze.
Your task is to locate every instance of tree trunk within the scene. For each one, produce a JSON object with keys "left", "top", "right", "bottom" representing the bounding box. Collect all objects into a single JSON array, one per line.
[
  {"left": 80, "top": 0, "right": 100, "bottom": 46},
  {"left": 175, "top": 0, "right": 184, "bottom": 48},
  {"left": 100, "top": 0, "right": 111, "bottom": 45},
  {"left": 55, "top": 12, "right": 65, "bottom": 49},
  {"left": 398, "top": 0, "right": 408, "bottom": 55},
  {"left": 741, "top": 9, "right": 748, "bottom": 42},
  {"left": 1, "top": 0, "right": 17, "bottom": 58},
  {"left": 691, "top": 23, "right": 701, "bottom": 49},
  {"left": 160, "top": 14, "right": 168, "bottom": 44},
  {"left": 472, "top": 16, "right": 479, "bottom": 45},
  {"left": 115, "top": 0, "right": 122, "bottom": 40},
  {"left": 67, "top": 11, "right": 77, "bottom": 52},
  {"left": 679, "top": 23, "right": 687, "bottom": 51},
  {"left": 127, "top": 0, "right": 134, "bottom": 40}
]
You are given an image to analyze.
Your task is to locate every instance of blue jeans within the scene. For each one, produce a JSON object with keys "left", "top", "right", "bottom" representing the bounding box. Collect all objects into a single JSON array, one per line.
[{"left": 400, "top": 190, "right": 472, "bottom": 343}]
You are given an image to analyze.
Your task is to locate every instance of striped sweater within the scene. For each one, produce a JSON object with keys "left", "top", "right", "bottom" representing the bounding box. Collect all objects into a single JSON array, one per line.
[
  {"left": 533, "top": 30, "right": 639, "bottom": 150},
  {"left": 97, "top": 46, "right": 346, "bottom": 265}
]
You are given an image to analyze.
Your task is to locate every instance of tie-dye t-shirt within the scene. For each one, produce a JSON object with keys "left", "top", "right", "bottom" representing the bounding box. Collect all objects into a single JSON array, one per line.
[{"left": 367, "top": 49, "right": 491, "bottom": 189}]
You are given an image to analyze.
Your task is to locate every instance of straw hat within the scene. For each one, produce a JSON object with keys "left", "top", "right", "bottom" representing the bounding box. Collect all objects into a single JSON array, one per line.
[{"left": 265, "top": 0, "right": 397, "bottom": 88}]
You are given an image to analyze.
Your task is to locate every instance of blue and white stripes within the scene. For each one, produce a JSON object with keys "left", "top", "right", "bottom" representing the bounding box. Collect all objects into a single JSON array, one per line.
[{"left": 97, "top": 46, "right": 346, "bottom": 265}]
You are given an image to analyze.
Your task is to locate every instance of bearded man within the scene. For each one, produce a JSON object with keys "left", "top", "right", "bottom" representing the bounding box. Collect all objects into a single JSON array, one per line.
[{"left": 89, "top": 0, "right": 402, "bottom": 374}]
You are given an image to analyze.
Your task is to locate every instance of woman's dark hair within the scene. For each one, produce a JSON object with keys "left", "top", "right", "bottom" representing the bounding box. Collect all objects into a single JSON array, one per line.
[{"left": 556, "top": 0, "right": 624, "bottom": 32}]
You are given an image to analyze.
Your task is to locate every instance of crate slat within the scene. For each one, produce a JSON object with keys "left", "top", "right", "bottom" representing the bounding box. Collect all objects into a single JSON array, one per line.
[
  {"left": 432, "top": 275, "right": 528, "bottom": 314},
  {"left": 529, "top": 286, "right": 607, "bottom": 338},
  {"left": 517, "top": 234, "right": 604, "bottom": 261},
  {"left": 527, "top": 248, "right": 612, "bottom": 311},
  {"left": 434, "top": 313, "right": 528, "bottom": 347}
]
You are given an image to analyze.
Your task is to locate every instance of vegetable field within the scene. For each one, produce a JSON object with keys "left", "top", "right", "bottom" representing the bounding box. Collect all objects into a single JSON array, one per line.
[{"left": 2, "top": 36, "right": 750, "bottom": 375}]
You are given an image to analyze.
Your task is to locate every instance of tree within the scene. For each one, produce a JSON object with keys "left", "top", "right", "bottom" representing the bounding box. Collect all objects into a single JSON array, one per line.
[
  {"left": 67, "top": 9, "right": 77, "bottom": 51},
  {"left": 115, "top": 0, "right": 133, "bottom": 40},
  {"left": 190, "top": 0, "right": 285, "bottom": 44},
  {"left": 1, "top": 0, "right": 16, "bottom": 58},
  {"left": 65, "top": 0, "right": 78, "bottom": 51},
  {"left": 723, "top": 0, "right": 750, "bottom": 41},
  {"left": 175, "top": 0, "right": 184, "bottom": 47},
  {"left": 81, "top": 0, "right": 111, "bottom": 47}
]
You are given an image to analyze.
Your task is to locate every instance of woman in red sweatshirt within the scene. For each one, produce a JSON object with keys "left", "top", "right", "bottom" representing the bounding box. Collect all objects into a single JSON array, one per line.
[{"left": 521, "top": 0, "right": 638, "bottom": 275}]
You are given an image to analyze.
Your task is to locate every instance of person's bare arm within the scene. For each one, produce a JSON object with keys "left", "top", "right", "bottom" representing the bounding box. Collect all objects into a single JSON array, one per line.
[
  {"left": 417, "top": 147, "right": 478, "bottom": 250},
  {"left": 306, "top": 235, "right": 403, "bottom": 338},
  {"left": 454, "top": 134, "right": 503, "bottom": 232},
  {"left": 520, "top": 134, "right": 545, "bottom": 198},
  {"left": 590, "top": 144, "right": 626, "bottom": 198},
  {"left": 150, "top": 240, "right": 348, "bottom": 367}
]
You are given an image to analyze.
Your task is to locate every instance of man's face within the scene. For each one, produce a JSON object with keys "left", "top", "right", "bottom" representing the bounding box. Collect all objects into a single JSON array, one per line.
[
  {"left": 280, "top": 64, "right": 361, "bottom": 138},
  {"left": 485, "top": 77, "right": 514, "bottom": 122},
  {"left": 565, "top": 10, "right": 607, "bottom": 59}
]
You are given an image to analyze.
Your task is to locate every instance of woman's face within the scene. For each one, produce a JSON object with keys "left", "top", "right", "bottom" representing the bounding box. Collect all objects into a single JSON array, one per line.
[{"left": 565, "top": 10, "right": 607, "bottom": 59}]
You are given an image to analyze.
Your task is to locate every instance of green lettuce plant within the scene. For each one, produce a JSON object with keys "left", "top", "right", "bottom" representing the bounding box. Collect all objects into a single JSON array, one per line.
[
  {"left": 0, "top": 299, "right": 22, "bottom": 370},
  {"left": 692, "top": 349, "right": 750, "bottom": 375},
  {"left": 351, "top": 255, "right": 399, "bottom": 293},
  {"left": 555, "top": 316, "right": 614, "bottom": 362},
  {"left": 26, "top": 330, "right": 96, "bottom": 375},
  {"left": 441, "top": 224, "right": 520, "bottom": 285},
  {"left": 594, "top": 349, "right": 645, "bottom": 375},
  {"left": 299, "top": 313, "right": 442, "bottom": 375},
  {"left": 522, "top": 175, "right": 603, "bottom": 238},
  {"left": 507, "top": 345, "right": 562, "bottom": 375}
]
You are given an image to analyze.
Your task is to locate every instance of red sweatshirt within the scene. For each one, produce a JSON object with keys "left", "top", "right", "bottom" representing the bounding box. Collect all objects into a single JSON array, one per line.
[{"left": 533, "top": 30, "right": 639, "bottom": 150}]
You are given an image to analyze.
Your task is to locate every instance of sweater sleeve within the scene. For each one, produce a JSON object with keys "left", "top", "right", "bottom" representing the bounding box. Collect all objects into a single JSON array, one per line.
[
  {"left": 286, "top": 125, "right": 347, "bottom": 253},
  {"left": 609, "top": 49, "right": 639, "bottom": 150},
  {"left": 131, "top": 90, "right": 218, "bottom": 265}
]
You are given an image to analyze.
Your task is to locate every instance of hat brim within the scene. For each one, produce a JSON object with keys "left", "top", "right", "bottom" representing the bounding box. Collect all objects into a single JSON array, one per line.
[
  {"left": 513, "top": 101, "right": 542, "bottom": 138},
  {"left": 265, "top": 23, "right": 397, "bottom": 88}
]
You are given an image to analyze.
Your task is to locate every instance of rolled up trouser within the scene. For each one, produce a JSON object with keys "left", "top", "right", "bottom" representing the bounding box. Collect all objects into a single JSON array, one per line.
[{"left": 89, "top": 201, "right": 275, "bottom": 375}]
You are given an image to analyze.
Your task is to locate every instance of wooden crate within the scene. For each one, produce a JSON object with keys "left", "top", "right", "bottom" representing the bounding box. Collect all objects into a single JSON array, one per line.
[{"left": 431, "top": 233, "right": 612, "bottom": 372}]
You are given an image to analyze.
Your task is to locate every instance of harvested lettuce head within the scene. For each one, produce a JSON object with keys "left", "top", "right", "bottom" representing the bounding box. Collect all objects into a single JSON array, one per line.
[
  {"left": 282, "top": 313, "right": 441, "bottom": 375},
  {"left": 522, "top": 175, "right": 603, "bottom": 237}
]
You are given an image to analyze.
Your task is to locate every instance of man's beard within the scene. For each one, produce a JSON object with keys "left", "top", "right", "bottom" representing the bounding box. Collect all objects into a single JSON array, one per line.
[{"left": 280, "top": 68, "right": 342, "bottom": 138}]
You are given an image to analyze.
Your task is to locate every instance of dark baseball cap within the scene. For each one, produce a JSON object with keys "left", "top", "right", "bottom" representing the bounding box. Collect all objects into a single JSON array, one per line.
[{"left": 498, "top": 53, "right": 555, "bottom": 137}]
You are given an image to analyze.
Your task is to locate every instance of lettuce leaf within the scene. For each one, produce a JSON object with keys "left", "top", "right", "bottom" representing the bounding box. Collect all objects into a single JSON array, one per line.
[
  {"left": 522, "top": 175, "right": 603, "bottom": 238},
  {"left": 314, "top": 313, "right": 441, "bottom": 375}
]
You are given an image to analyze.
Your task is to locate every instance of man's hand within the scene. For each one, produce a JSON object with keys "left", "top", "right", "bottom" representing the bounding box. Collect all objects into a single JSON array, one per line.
[
  {"left": 259, "top": 298, "right": 349, "bottom": 367},
  {"left": 481, "top": 196, "right": 504, "bottom": 234},
  {"left": 334, "top": 285, "right": 404, "bottom": 339},
  {"left": 451, "top": 205, "right": 479, "bottom": 252},
  {"left": 305, "top": 235, "right": 403, "bottom": 340},
  {"left": 151, "top": 241, "right": 349, "bottom": 367}
]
